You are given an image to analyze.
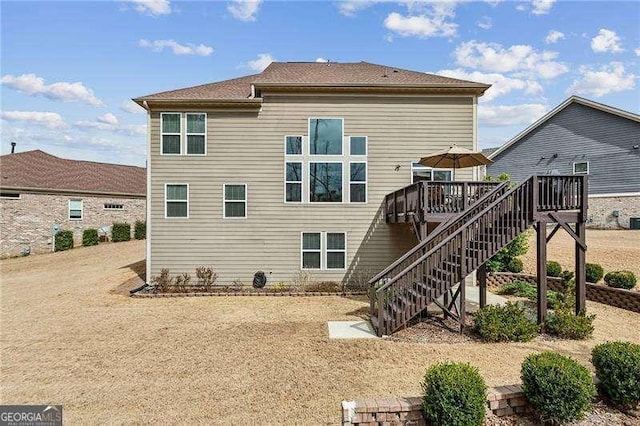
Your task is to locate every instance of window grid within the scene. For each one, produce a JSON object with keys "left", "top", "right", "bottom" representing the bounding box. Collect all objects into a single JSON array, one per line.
[
  {"left": 165, "top": 184, "right": 189, "bottom": 218},
  {"left": 223, "top": 184, "right": 247, "bottom": 219},
  {"left": 160, "top": 113, "right": 207, "bottom": 156},
  {"left": 161, "top": 113, "right": 182, "bottom": 155},
  {"left": 300, "top": 232, "right": 346, "bottom": 270},
  {"left": 186, "top": 113, "right": 207, "bottom": 155},
  {"left": 349, "top": 161, "right": 367, "bottom": 203}
]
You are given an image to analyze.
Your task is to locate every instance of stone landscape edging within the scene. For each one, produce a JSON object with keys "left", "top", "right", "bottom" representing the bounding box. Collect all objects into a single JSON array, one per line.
[
  {"left": 487, "top": 272, "right": 640, "bottom": 313},
  {"left": 131, "top": 291, "right": 367, "bottom": 298}
]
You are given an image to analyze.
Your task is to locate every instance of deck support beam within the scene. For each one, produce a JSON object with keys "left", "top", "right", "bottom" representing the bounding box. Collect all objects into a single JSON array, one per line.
[
  {"left": 536, "top": 222, "right": 548, "bottom": 326},
  {"left": 575, "top": 221, "right": 586, "bottom": 313},
  {"left": 478, "top": 263, "right": 487, "bottom": 309}
]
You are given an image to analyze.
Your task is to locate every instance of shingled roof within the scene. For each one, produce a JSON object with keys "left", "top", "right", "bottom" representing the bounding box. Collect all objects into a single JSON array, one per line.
[
  {"left": 0, "top": 150, "right": 146, "bottom": 197},
  {"left": 134, "top": 61, "right": 490, "bottom": 103}
]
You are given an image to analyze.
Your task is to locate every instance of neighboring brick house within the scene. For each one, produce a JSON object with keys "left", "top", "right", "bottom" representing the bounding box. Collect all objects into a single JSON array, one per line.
[{"left": 0, "top": 150, "right": 146, "bottom": 257}]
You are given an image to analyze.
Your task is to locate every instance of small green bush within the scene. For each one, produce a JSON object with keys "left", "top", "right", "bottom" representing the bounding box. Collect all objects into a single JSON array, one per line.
[
  {"left": 111, "top": 222, "right": 131, "bottom": 242},
  {"left": 521, "top": 352, "right": 596, "bottom": 423},
  {"left": 546, "top": 309, "right": 595, "bottom": 340},
  {"left": 592, "top": 341, "right": 640, "bottom": 407},
  {"left": 473, "top": 302, "right": 539, "bottom": 342},
  {"left": 506, "top": 257, "right": 524, "bottom": 273},
  {"left": 547, "top": 261, "right": 562, "bottom": 277},
  {"left": 498, "top": 280, "right": 537, "bottom": 298},
  {"left": 134, "top": 220, "right": 146, "bottom": 240},
  {"left": 422, "top": 362, "right": 487, "bottom": 426},
  {"left": 604, "top": 271, "right": 637, "bottom": 290},
  {"left": 82, "top": 228, "right": 99, "bottom": 246},
  {"left": 54, "top": 230, "right": 74, "bottom": 252},
  {"left": 485, "top": 259, "right": 504, "bottom": 273},
  {"left": 586, "top": 263, "right": 604, "bottom": 283}
]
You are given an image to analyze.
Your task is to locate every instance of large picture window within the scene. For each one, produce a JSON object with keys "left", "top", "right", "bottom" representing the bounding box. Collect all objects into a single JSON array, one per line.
[
  {"left": 301, "top": 232, "right": 346, "bottom": 270},
  {"left": 310, "top": 162, "right": 342, "bottom": 202},
  {"left": 165, "top": 184, "right": 188, "bottom": 218},
  {"left": 223, "top": 184, "right": 247, "bottom": 218},
  {"left": 309, "top": 118, "right": 343, "bottom": 155}
]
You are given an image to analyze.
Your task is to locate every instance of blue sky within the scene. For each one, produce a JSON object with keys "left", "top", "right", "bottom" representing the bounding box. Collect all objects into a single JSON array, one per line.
[{"left": 1, "top": 0, "right": 638, "bottom": 166}]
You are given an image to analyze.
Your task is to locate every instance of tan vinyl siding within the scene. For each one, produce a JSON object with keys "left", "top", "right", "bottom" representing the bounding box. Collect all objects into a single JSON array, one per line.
[{"left": 148, "top": 95, "right": 475, "bottom": 285}]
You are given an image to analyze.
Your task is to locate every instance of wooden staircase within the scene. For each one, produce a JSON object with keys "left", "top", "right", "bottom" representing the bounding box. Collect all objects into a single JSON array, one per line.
[{"left": 369, "top": 175, "right": 587, "bottom": 337}]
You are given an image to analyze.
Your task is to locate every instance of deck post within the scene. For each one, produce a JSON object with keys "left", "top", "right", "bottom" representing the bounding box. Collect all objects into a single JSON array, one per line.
[
  {"left": 478, "top": 263, "right": 487, "bottom": 309},
  {"left": 462, "top": 182, "right": 468, "bottom": 211},
  {"left": 536, "top": 221, "right": 548, "bottom": 325},
  {"left": 575, "top": 221, "right": 586, "bottom": 314},
  {"left": 459, "top": 280, "right": 466, "bottom": 333}
]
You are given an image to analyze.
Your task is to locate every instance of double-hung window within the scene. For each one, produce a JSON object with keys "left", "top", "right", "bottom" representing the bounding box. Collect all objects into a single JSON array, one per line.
[
  {"left": 349, "top": 162, "right": 367, "bottom": 203},
  {"left": 223, "top": 184, "right": 247, "bottom": 218},
  {"left": 165, "top": 184, "right": 188, "bottom": 218},
  {"left": 285, "top": 162, "right": 303, "bottom": 203},
  {"left": 573, "top": 161, "right": 589, "bottom": 175},
  {"left": 68, "top": 199, "right": 83, "bottom": 220},
  {"left": 161, "top": 113, "right": 206, "bottom": 155},
  {"left": 301, "top": 232, "right": 346, "bottom": 270}
]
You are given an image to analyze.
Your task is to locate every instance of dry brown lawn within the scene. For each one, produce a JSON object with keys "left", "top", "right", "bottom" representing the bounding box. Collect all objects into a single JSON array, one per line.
[
  {"left": 1, "top": 239, "right": 639, "bottom": 424},
  {"left": 521, "top": 229, "right": 640, "bottom": 285}
]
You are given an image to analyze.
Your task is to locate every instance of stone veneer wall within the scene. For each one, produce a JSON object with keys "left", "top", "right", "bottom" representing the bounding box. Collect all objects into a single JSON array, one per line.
[
  {"left": 0, "top": 192, "right": 145, "bottom": 257},
  {"left": 342, "top": 385, "right": 531, "bottom": 425},
  {"left": 587, "top": 195, "right": 640, "bottom": 229}
]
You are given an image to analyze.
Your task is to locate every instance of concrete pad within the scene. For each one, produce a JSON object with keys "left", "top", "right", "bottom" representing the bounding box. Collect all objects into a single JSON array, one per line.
[{"left": 327, "top": 321, "right": 378, "bottom": 339}]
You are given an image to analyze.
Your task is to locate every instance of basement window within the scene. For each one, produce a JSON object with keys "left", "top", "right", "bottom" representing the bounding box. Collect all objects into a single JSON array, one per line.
[{"left": 104, "top": 203, "right": 124, "bottom": 210}]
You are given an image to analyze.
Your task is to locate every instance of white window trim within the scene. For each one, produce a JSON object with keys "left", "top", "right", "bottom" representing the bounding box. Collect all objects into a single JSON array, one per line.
[
  {"left": 325, "top": 232, "right": 347, "bottom": 270},
  {"left": 300, "top": 232, "right": 322, "bottom": 271},
  {"left": 349, "top": 161, "right": 367, "bottom": 204},
  {"left": 160, "top": 112, "right": 182, "bottom": 156},
  {"left": 164, "top": 183, "right": 189, "bottom": 219},
  {"left": 308, "top": 117, "right": 344, "bottom": 156},
  {"left": 284, "top": 161, "right": 303, "bottom": 204},
  {"left": 573, "top": 161, "right": 589, "bottom": 175},
  {"left": 300, "top": 231, "right": 347, "bottom": 271},
  {"left": 185, "top": 113, "right": 207, "bottom": 156},
  {"left": 349, "top": 135, "right": 368, "bottom": 156},
  {"left": 223, "top": 183, "right": 248, "bottom": 219},
  {"left": 284, "top": 135, "right": 304, "bottom": 156},
  {"left": 410, "top": 162, "right": 454, "bottom": 184},
  {"left": 68, "top": 199, "right": 83, "bottom": 220},
  {"left": 103, "top": 203, "right": 124, "bottom": 210},
  {"left": 308, "top": 161, "right": 345, "bottom": 204}
]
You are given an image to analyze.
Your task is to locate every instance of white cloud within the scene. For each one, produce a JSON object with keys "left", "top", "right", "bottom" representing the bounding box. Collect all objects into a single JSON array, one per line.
[
  {"left": 120, "top": 100, "right": 145, "bottom": 114},
  {"left": 1, "top": 73, "right": 104, "bottom": 107},
  {"left": 337, "top": 0, "right": 379, "bottom": 17},
  {"left": 138, "top": 39, "right": 214, "bottom": 56},
  {"left": 227, "top": 0, "right": 262, "bottom": 22},
  {"left": 0, "top": 110, "right": 68, "bottom": 129},
  {"left": 478, "top": 103, "right": 548, "bottom": 127},
  {"left": 591, "top": 29, "right": 623, "bottom": 53},
  {"left": 438, "top": 69, "right": 542, "bottom": 102},
  {"left": 384, "top": 11, "right": 457, "bottom": 38},
  {"left": 315, "top": 57, "right": 329, "bottom": 63},
  {"left": 121, "top": 0, "right": 171, "bottom": 16},
  {"left": 531, "top": 0, "right": 555, "bottom": 15},
  {"left": 245, "top": 53, "right": 275, "bottom": 72},
  {"left": 635, "top": 48, "right": 640, "bottom": 56},
  {"left": 453, "top": 40, "right": 568, "bottom": 79},
  {"left": 568, "top": 62, "right": 635, "bottom": 97},
  {"left": 545, "top": 30, "right": 564, "bottom": 44},
  {"left": 75, "top": 113, "right": 146, "bottom": 136},
  {"left": 477, "top": 16, "right": 492, "bottom": 30}
]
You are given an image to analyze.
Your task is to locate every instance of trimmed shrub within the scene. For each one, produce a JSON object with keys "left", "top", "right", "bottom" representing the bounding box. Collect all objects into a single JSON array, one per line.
[
  {"left": 54, "top": 230, "right": 74, "bottom": 252},
  {"left": 134, "top": 220, "right": 146, "bottom": 240},
  {"left": 604, "top": 270, "right": 637, "bottom": 290},
  {"left": 546, "top": 261, "right": 562, "bottom": 277},
  {"left": 422, "top": 362, "right": 487, "bottom": 426},
  {"left": 521, "top": 352, "right": 596, "bottom": 423},
  {"left": 473, "top": 302, "right": 539, "bottom": 342},
  {"left": 485, "top": 259, "right": 505, "bottom": 273},
  {"left": 586, "top": 263, "right": 604, "bottom": 283},
  {"left": 82, "top": 228, "right": 99, "bottom": 246},
  {"left": 111, "top": 222, "right": 131, "bottom": 242},
  {"left": 546, "top": 309, "right": 595, "bottom": 339},
  {"left": 592, "top": 341, "right": 640, "bottom": 407},
  {"left": 506, "top": 257, "right": 524, "bottom": 273}
]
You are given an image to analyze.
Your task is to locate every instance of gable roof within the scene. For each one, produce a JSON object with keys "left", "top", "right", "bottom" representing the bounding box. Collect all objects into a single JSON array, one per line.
[
  {"left": 488, "top": 96, "right": 640, "bottom": 160},
  {"left": 0, "top": 150, "right": 146, "bottom": 197},
  {"left": 134, "top": 61, "right": 490, "bottom": 105}
]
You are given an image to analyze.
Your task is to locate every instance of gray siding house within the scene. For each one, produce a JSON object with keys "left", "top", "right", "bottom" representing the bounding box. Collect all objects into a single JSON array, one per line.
[
  {"left": 487, "top": 96, "right": 640, "bottom": 229},
  {"left": 134, "top": 61, "right": 490, "bottom": 286}
]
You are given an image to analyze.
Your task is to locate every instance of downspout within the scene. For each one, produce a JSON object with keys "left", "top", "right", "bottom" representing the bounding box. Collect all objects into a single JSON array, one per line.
[{"left": 143, "top": 100, "right": 152, "bottom": 285}]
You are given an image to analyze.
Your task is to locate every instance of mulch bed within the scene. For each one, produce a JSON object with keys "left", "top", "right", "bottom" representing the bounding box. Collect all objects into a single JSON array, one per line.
[
  {"left": 384, "top": 314, "right": 479, "bottom": 344},
  {"left": 131, "top": 285, "right": 367, "bottom": 298}
]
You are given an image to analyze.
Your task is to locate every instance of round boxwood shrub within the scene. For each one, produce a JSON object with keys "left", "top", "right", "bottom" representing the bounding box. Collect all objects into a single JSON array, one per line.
[
  {"left": 592, "top": 341, "right": 640, "bottom": 407},
  {"left": 546, "top": 261, "right": 562, "bottom": 277},
  {"left": 422, "top": 362, "right": 487, "bottom": 426},
  {"left": 545, "top": 309, "right": 595, "bottom": 340},
  {"left": 604, "top": 271, "right": 637, "bottom": 290},
  {"left": 473, "top": 302, "right": 539, "bottom": 342},
  {"left": 585, "top": 263, "right": 604, "bottom": 283},
  {"left": 82, "top": 228, "right": 99, "bottom": 246},
  {"left": 111, "top": 222, "right": 131, "bottom": 242},
  {"left": 54, "top": 230, "right": 74, "bottom": 252},
  {"left": 521, "top": 352, "right": 596, "bottom": 423},
  {"left": 506, "top": 257, "right": 524, "bottom": 273}
]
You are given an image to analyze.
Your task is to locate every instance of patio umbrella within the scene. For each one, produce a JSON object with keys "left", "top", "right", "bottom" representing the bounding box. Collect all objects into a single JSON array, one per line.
[{"left": 418, "top": 145, "right": 493, "bottom": 180}]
